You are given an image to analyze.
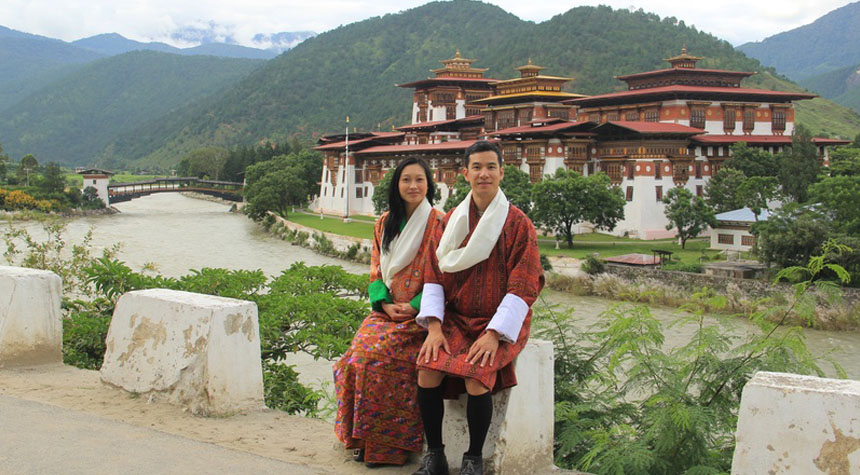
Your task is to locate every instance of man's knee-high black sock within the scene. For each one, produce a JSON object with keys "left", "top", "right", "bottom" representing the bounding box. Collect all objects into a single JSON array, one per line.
[
  {"left": 417, "top": 385, "right": 445, "bottom": 450},
  {"left": 466, "top": 392, "right": 493, "bottom": 456}
]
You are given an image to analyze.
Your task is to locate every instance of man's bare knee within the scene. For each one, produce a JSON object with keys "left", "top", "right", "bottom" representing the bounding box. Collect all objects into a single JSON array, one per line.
[
  {"left": 465, "top": 378, "right": 490, "bottom": 396},
  {"left": 418, "top": 369, "right": 444, "bottom": 388}
]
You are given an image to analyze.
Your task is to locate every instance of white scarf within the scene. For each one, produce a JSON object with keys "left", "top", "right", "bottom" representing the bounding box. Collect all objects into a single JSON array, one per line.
[
  {"left": 436, "top": 189, "right": 509, "bottom": 273},
  {"left": 380, "top": 198, "right": 432, "bottom": 287}
]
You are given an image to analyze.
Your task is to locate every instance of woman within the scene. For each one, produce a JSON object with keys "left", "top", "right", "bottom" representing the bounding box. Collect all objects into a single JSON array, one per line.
[{"left": 334, "top": 156, "right": 443, "bottom": 467}]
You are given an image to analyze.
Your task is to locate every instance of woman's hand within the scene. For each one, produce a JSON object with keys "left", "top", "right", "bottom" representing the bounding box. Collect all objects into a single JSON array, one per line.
[
  {"left": 418, "top": 319, "right": 450, "bottom": 363},
  {"left": 381, "top": 302, "right": 415, "bottom": 321},
  {"left": 466, "top": 330, "right": 500, "bottom": 368}
]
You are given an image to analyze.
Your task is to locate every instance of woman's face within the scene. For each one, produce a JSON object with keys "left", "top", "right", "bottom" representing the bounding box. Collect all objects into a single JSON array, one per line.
[{"left": 398, "top": 163, "right": 428, "bottom": 208}]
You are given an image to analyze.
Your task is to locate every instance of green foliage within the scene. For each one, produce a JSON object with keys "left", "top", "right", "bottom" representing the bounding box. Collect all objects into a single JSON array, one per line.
[
  {"left": 443, "top": 174, "right": 471, "bottom": 212},
  {"left": 662, "top": 187, "right": 716, "bottom": 250},
  {"left": 532, "top": 169, "right": 625, "bottom": 248},
  {"left": 243, "top": 149, "right": 323, "bottom": 220},
  {"left": 540, "top": 253, "right": 553, "bottom": 271},
  {"left": 704, "top": 167, "right": 747, "bottom": 213},
  {"left": 661, "top": 261, "right": 704, "bottom": 273},
  {"left": 828, "top": 145, "right": 860, "bottom": 177},
  {"left": 500, "top": 166, "right": 533, "bottom": 215},
  {"left": 537, "top": 250, "right": 843, "bottom": 473},
  {"left": 176, "top": 147, "right": 228, "bottom": 180},
  {"left": 580, "top": 255, "right": 605, "bottom": 275},
  {"left": 372, "top": 168, "right": 395, "bottom": 214},
  {"left": 262, "top": 360, "right": 323, "bottom": 416},
  {"left": 81, "top": 186, "right": 106, "bottom": 209},
  {"left": 62, "top": 298, "right": 114, "bottom": 370},
  {"left": 752, "top": 204, "right": 830, "bottom": 269},
  {"left": 777, "top": 125, "right": 821, "bottom": 203},
  {"left": 724, "top": 143, "right": 778, "bottom": 178},
  {"left": 809, "top": 175, "right": 860, "bottom": 235}
]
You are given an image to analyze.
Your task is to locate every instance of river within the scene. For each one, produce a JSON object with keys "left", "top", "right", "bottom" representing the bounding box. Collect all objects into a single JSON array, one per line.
[{"left": 5, "top": 193, "right": 860, "bottom": 382}]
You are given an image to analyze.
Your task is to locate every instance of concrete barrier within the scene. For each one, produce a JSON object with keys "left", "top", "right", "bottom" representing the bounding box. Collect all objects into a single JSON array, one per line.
[
  {"left": 442, "top": 339, "right": 554, "bottom": 474},
  {"left": 100, "top": 289, "right": 264, "bottom": 415},
  {"left": 0, "top": 266, "right": 62, "bottom": 367},
  {"left": 732, "top": 371, "right": 860, "bottom": 474}
]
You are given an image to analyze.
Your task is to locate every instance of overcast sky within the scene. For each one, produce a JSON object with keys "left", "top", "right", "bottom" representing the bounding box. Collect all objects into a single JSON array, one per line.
[{"left": 0, "top": 0, "right": 853, "bottom": 47}]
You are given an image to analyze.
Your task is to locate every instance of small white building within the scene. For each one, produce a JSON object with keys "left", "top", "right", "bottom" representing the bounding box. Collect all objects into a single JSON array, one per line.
[
  {"left": 709, "top": 207, "right": 771, "bottom": 252},
  {"left": 78, "top": 168, "right": 113, "bottom": 206}
]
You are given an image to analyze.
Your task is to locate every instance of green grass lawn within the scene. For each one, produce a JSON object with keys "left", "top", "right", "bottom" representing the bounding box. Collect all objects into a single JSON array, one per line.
[
  {"left": 285, "top": 212, "right": 375, "bottom": 239},
  {"left": 285, "top": 213, "right": 717, "bottom": 265},
  {"left": 65, "top": 172, "right": 168, "bottom": 188}
]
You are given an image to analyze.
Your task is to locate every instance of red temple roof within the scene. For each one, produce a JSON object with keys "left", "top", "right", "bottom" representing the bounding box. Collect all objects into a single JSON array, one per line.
[
  {"left": 355, "top": 139, "right": 497, "bottom": 155},
  {"left": 396, "top": 116, "right": 484, "bottom": 131},
  {"left": 615, "top": 68, "right": 755, "bottom": 81},
  {"left": 566, "top": 85, "right": 816, "bottom": 106},
  {"left": 596, "top": 121, "right": 704, "bottom": 135},
  {"left": 691, "top": 135, "right": 851, "bottom": 145},
  {"left": 491, "top": 120, "right": 596, "bottom": 136},
  {"left": 314, "top": 132, "right": 404, "bottom": 151},
  {"left": 396, "top": 77, "right": 498, "bottom": 88}
]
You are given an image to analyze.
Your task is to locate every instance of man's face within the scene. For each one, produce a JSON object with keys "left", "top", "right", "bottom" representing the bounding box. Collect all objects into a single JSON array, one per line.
[{"left": 463, "top": 150, "right": 504, "bottom": 203}]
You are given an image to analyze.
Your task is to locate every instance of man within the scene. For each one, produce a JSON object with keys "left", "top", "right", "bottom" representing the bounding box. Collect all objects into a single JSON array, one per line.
[{"left": 412, "top": 140, "right": 545, "bottom": 475}]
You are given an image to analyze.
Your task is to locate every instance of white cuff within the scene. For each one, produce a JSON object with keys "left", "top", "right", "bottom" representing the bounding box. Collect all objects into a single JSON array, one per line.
[
  {"left": 486, "top": 293, "right": 529, "bottom": 343},
  {"left": 416, "top": 283, "right": 445, "bottom": 328}
]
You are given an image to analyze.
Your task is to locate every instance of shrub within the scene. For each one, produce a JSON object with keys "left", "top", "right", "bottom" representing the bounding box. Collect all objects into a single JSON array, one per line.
[
  {"left": 580, "top": 254, "right": 605, "bottom": 275},
  {"left": 262, "top": 360, "right": 323, "bottom": 416},
  {"left": 661, "top": 261, "right": 703, "bottom": 273},
  {"left": 540, "top": 254, "right": 553, "bottom": 271},
  {"left": 5, "top": 189, "right": 35, "bottom": 209}
]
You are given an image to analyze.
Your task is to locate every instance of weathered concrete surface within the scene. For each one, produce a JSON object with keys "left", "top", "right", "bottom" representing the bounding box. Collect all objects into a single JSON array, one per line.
[
  {"left": 100, "top": 289, "right": 264, "bottom": 415},
  {"left": 732, "top": 371, "right": 860, "bottom": 475},
  {"left": 442, "top": 339, "right": 555, "bottom": 474},
  {"left": 0, "top": 266, "right": 62, "bottom": 367},
  {"left": 0, "top": 394, "right": 324, "bottom": 474}
]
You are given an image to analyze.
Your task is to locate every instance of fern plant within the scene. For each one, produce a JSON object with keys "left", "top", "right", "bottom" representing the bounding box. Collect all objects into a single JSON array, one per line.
[{"left": 536, "top": 242, "right": 850, "bottom": 474}]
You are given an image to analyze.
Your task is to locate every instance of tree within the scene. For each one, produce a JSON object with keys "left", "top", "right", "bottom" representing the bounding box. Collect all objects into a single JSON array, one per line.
[
  {"left": 737, "top": 176, "right": 778, "bottom": 221},
  {"left": 662, "top": 186, "right": 716, "bottom": 249},
  {"left": 243, "top": 149, "right": 323, "bottom": 220},
  {"left": 38, "top": 162, "right": 67, "bottom": 195},
  {"left": 724, "top": 142, "right": 778, "bottom": 177},
  {"left": 443, "top": 174, "right": 471, "bottom": 212},
  {"left": 371, "top": 169, "right": 395, "bottom": 214},
  {"left": 532, "top": 169, "right": 625, "bottom": 248},
  {"left": 752, "top": 204, "right": 831, "bottom": 269},
  {"left": 777, "top": 125, "right": 821, "bottom": 203},
  {"left": 809, "top": 175, "right": 860, "bottom": 236},
  {"left": 499, "top": 166, "right": 533, "bottom": 215},
  {"left": 705, "top": 168, "right": 748, "bottom": 213},
  {"left": 18, "top": 154, "right": 38, "bottom": 186},
  {"left": 177, "top": 147, "right": 228, "bottom": 180},
  {"left": 828, "top": 146, "right": 860, "bottom": 177},
  {"left": 0, "top": 142, "right": 8, "bottom": 183}
]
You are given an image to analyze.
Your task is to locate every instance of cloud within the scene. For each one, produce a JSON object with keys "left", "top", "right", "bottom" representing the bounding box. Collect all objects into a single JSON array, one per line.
[{"left": 0, "top": 0, "right": 852, "bottom": 47}]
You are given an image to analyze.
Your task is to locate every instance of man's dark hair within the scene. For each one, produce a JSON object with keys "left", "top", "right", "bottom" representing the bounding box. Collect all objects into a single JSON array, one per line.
[
  {"left": 382, "top": 156, "right": 436, "bottom": 253},
  {"left": 464, "top": 140, "right": 502, "bottom": 168}
]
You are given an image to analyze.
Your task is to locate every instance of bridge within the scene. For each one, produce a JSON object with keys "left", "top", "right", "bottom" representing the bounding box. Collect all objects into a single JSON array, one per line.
[{"left": 107, "top": 177, "right": 244, "bottom": 203}]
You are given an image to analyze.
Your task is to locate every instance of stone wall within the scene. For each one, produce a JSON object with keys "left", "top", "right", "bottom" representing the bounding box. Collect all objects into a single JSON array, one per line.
[
  {"left": 605, "top": 263, "right": 860, "bottom": 305},
  {"left": 272, "top": 214, "right": 373, "bottom": 255},
  {"left": 0, "top": 266, "right": 62, "bottom": 367},
  {"left": 732, "top": 371, "right": 860, "bottom": 474}
]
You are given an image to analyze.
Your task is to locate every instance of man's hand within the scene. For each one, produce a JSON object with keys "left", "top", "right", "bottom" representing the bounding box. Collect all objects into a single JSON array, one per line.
[
  {"left": 418, "top": 319, "right": 450, "bottom": 363},
  {"left": 381, "top": 302, "right": 416, "bottom": 322},
  {"left": 466, "top": 330, "right": 501, "bottom": 368}
]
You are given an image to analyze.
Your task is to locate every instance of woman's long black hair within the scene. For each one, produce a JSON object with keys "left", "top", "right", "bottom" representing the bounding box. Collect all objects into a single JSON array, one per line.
[{"left": 381, "top": 156, "right": 435, "bottom": 253}]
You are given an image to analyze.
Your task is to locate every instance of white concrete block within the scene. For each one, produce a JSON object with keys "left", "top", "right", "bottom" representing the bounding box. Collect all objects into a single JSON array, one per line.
[
  {"left": 100, "top": 289, "right": 264, "bottom": 415},
  {"left": 0, "top": 266, "right": 62, "bottom": 367},
  {"left": 732, "top": 371, "right": 860, "bottom": 475},
  {"left": 442, "top": 339, "right": 554, "bottom": 474}
]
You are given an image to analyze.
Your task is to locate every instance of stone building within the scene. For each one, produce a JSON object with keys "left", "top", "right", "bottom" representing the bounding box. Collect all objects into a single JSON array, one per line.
[{"left": 312, "top": 49, "right": 849, "bottom": 238}]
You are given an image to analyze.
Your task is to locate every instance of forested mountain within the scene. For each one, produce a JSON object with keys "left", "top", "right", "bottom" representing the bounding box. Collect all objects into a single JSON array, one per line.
[
  {"left": 99, "top": 1, "right": 860, "bottom": 170},
  {"left": 73, "top": 33, "right": 279, "bottom": 59},
  {"left": 737, "top": 1, "right": 860, "bottom": 81},
  {"left": 0, "top": 31, "right": 105, "bottom": 110},
  {"left": 800, "top": 64, "right": 860, "bottom": 115},
  {"left": 0, "top": 51, "right": 263, "bottom": 166}
]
